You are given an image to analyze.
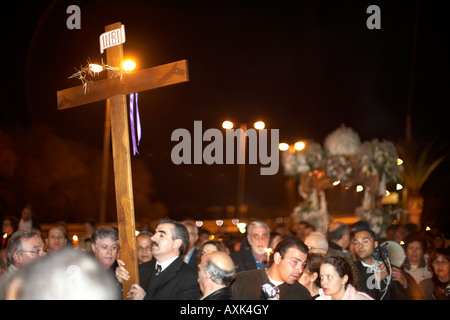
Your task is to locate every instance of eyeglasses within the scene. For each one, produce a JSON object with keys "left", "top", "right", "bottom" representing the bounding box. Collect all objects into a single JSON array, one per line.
[
  {"left": 18, "top": 249, "right": 46, "bottom": 256},
  {"left": 433, "top": 260, "right": 449, "bottom": 266}
]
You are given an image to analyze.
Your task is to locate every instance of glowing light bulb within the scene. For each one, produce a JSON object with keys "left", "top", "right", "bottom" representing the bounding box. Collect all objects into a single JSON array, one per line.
[
  {"left": 222, "top": 121, "right": 234, "bottom": 129},
  {"left": 254, "top": 121, "right": 265, "bottom": 130},
  {"left": 89, "top": 63, "right": 104, "bottom": 73},
  {"left": 294, "top": 141, "right": 305, "bottom": 151},
  {"left": 279, "top": 143, "right": 289, "bottom": 151},
  {"left": 123, "top": 59, "right": 136, "bottom": 72}
]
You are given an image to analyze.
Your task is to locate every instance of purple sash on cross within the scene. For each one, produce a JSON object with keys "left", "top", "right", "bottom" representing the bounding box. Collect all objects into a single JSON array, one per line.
[{"left": 129, "top": 93, "right": 141, "bottom": 155}]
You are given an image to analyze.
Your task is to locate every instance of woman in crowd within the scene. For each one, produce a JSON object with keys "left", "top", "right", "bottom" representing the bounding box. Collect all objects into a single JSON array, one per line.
[
  {"left": 299, "top": 253, "right": 323, "bottom": 299},
  {"left": 196, "top": 239, "right": 230, "bottom": 263},
  {"left": 403, "top": 232, "right": 432, "bottom": 285},
  {"left": 317, "top": 256, "right": 373, "bottom": 300},
  {"left": 419, "top": 247, "right": 450, "bottom": 300}
]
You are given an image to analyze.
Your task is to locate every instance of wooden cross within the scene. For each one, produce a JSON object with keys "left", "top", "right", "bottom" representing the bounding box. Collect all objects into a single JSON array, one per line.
[{"left": 56, "top": 22, "right": 188, "bottom": 299}]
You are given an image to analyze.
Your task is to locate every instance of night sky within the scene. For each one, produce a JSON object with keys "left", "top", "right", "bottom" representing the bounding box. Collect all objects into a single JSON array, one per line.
[{"left": 1, "top": 1, "right": 449, "bottom": 228}]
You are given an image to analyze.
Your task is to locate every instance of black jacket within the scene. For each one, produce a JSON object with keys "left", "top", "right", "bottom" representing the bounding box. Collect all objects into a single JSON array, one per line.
[
  {"left": 139, "top": 257, "right": 200, "bottom": 300},
  {"left": 355, "top": 260, "right": 422, "bottom": 300},
  {"left": 185, "top": 248, "right": 199, "bottom": 269},
  {"left": 230, "top": 246, "right": 258, "bottom": 273},
  {"left": 203, "top": 287, "right": 232, "bottom": 300}
]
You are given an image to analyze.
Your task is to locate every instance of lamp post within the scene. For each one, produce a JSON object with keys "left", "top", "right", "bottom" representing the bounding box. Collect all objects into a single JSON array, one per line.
[
  {"left": 278, "top": 140, "right": 307, "bottom": 211},
  {"left": 222, "top": 120, "right": 265, "bottom": 219}
]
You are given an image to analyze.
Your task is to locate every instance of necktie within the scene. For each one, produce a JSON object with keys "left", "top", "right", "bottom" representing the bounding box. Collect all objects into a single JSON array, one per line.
[{"left": 155, "top": 264, "right": 162, "bottom": 276}]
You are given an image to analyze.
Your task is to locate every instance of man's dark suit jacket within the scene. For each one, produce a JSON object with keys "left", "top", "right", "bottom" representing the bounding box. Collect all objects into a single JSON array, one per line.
[
  {"left": 185, "top": 248, "right": 199, "bottom": 269},
  {"left": 139, "top": 257, "right": 200, "bottom": 300},
  {"left": 203, "top": 287, "right": 232, "bottom": 300},
  {"left": 230, "top": 246, "right": 258, "bottom": 273}
]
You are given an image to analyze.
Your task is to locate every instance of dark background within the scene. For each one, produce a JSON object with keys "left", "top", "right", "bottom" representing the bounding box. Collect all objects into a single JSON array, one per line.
[{"left": 1, "top": 0, "right": 448, "bottom": 234}]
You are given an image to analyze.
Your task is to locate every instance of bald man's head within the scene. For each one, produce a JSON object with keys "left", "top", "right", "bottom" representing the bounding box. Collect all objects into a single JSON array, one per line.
[
  {"left": 327, "top": 221, "right": 350, "bottom": 249},
  {"left": 200, "top": 251, "right": 236, "bottom": 287},
  {"left": 202, "top": 251, "right": 233, "bottom": 270},
  {"left": 304, "top": 232, "right": 328, "bottom": 255}
]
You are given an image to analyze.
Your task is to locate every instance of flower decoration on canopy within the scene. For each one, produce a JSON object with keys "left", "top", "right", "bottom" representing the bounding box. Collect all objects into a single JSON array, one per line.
[
  {"left": 357, "top": 141, "right": 378, "bottom": 178},
  {"left": 281, "top": 140, "right": 325, "bottom": 176},
  {"left": 281, "top": 125, "right": 402, "bottom": 186},
  {"left": 371, "top": 139, "right": 403, "bottom": 183},
  {"left": 355, "top": 138, "right": 403, "bottom": 183},
  {"left": 291, "top": 189, "right": 329, "bottom": 234},
  {"left": 325, "top": 155, "right": 354, "bottom": 182},
  {"left": 281, "top": 151, "right": 309, "bottom": 176},
  {"left": 304, "top": 140, "right": 326, "bottom": 170},
  {"left": 324, "top": 124, "right": 361, "bottom": 156},
  {"left": 282, "top": 124, "right": 404, "bottom": 238}
]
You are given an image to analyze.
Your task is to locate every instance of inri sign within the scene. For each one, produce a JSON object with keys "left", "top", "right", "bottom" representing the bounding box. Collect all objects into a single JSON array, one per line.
[{"left": 99, "top": 24, "right": 126, "bottom": 54}]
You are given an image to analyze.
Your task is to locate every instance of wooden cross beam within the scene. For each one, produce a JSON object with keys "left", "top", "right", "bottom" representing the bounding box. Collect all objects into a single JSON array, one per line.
[
  {"left": 56, "top": 22, "right": 188, "bottom": 299},
  {"left": 57, "top": 59, "right": 188, "bottom": 110}
]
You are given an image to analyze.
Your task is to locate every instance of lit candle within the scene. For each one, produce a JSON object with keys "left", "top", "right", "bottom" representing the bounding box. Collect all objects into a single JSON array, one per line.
[
  {"left": 264, "top": 248, "right": 273, "bottom": 263},
  {"left": 72, "top": 235, "right": 79, "bottom": 250}
]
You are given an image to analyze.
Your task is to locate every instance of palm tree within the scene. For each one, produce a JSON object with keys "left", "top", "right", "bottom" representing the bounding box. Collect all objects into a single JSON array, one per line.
[{"left": 396, "top": 139, "right": 446, "bottom": 226}]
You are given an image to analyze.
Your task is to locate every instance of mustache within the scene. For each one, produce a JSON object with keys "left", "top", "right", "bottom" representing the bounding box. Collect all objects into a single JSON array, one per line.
[{"left": 151, "top": 241, "right": 159, "bottom": 247}]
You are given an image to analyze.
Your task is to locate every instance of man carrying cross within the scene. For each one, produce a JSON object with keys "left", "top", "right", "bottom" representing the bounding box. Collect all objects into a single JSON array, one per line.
[
  {"left": 115, "top": 219, "right": 200, "bottom": 300},
  {"left": 57, "top": 22, "right": 188, "bottom": 299}
]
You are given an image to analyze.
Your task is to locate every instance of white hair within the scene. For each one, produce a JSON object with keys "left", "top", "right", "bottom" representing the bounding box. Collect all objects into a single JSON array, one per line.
[{"left": 247, "top": 221, "right": 270, "bottom": 234}]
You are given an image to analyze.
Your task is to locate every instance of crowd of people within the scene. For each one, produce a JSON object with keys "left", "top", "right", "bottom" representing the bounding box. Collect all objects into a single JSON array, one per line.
[{"left": 0, "top": 210, "right": 449, "bottom": 300}]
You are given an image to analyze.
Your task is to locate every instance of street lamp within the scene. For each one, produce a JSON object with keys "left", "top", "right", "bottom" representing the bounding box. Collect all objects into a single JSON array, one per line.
[
  {"left": 278, "top": 140, "right": 308, "bottom": 210},
  {"left": 222, "top": 120, "right": 234, "bottom": 130},
  {"left": 279, "top": 140, "right": 307, "bottom": 152},
  {"left": 222, "top": 120, "right": 266, "bottom": 219},
  {"left": 222, "top": 120, "right": 265, "bottom": 130},
  {"left": 279, "top": 142, "right": 289, "bottom": 151},
  {"left": 294, "top": 141, "right": 306, "bottom": 151},
  {"left": 254, "top": 121, "right": 265, "bottom": 130}
]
